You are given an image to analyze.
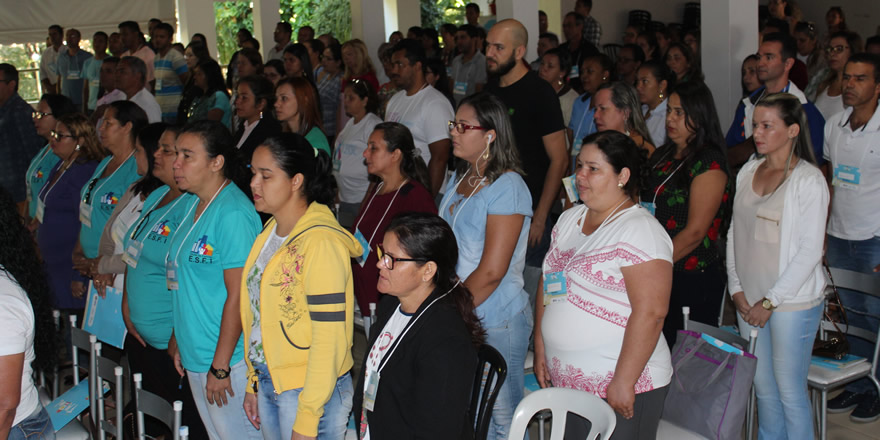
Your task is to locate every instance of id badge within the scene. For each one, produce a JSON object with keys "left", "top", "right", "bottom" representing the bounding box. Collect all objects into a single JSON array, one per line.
[
  {"left": 90, "top": 79, "right": 100, "bottom": 88},
  {"left": 453, "top": 81, "right": 468, "bottom": 96},
  {"left": 166, "top": 261, "right": 179, "bottom": 290},
  {"left": 568, "top": 65, "right": 579, "bottom": 79},
  {"left": 363, "top": 372, "right": 379, "bottom": 411},
  {"left": 111, "top": 218, "right": 128, "bottom": 248},
  {"left": 571, "top": 139, "right": 583, "bottom": 156},
  {"left": 543, "top": 271, "right": 568, "bottom": 305},
  {"left": 36, "top": 200, "right": 46, "bottom": 223},
  {"left": 354, "top": 228, "right": 371, "bottom": 268},
  {"left": 67, "top": 71, "right": 81, "bottom": 80},
  {"left": 155, "top": 78, "right": 163, "bottom": 91},
  {"left": 640, "top": 201, "right": 656, "bottom": 215},
  {"left": 79, "top": 201, "right": 92, "bottom": 227},
  {"left": 123, "top": 240, "right": 144, "bottom": 268},
  {"left": 832, "top": 164, "right": 861, "bottom": 190},
  {"left": 561, "top": 174, "right": 579, "bottom": 203}
]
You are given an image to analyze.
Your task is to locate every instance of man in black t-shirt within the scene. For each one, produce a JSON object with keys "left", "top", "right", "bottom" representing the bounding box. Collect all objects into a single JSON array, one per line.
[{"left": 484, "top": 19, "right": 567, "bottom": 299}]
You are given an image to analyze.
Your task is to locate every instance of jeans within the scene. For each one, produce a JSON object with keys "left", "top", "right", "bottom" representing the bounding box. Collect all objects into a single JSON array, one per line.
[
  {"left": 738, "top": 303, "right": 821, "bottom": 440},
  {"left": 8, "top": 406, "right": 54, "bottom": 440},
  {"left": 826, "top": 235, "right": 880, "bottom": 395},
  {"left": 253, "top": 363, "right": 353, "bottom": 440},
  {"left": 484, "top": 304, "right": 533, "bottom": 440},
  {"left": 188, "top": 360, "right": 262, "bottom": 440}
]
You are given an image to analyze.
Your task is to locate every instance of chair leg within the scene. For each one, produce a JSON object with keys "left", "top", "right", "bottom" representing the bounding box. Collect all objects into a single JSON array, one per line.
[
  {"left": 820, "top": 389, "right": 828, "bottom": 440},
  {"left": 746, "top": 388, "right": 756, "bottom": 440}
]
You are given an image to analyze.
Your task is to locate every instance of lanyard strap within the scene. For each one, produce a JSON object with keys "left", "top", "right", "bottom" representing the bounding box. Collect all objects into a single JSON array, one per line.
[
  {"left": 167, "top": 180, "right": 227, "bottom": 264},
  {"left": 354, "top": 180, "right": 408, "bottom": 244},
  {"left": 439, "top": 171, "right": 485, "bottom": 230},
  {"left": 571, "top": 198, "right": 630, "bottom": 263},
  {"left": 83, "top": 150, "right": 135, "bottom": 204},
  {"left": 652, "top": 161, "right": 686, "bottom": 205},
  {"left": 377, "top": 286, "right": 456, "bottom": 373},
  {"left": 38, "top": 160, "right": 72, "bottom": 203},
  {"left": 130, "top": 189, "right": 187, "bottom": 241}
]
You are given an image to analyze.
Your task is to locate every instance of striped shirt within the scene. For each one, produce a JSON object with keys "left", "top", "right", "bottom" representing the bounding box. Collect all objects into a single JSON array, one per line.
[{"left": 154, "top": 49, "right": 188, "bottom": 123}]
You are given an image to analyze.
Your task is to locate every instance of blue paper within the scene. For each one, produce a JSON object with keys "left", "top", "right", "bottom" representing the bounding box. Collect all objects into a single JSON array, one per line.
[
  {"left": 46, "top": 380, "right": 109, "bottom": 431},
  {"left": 83, "top": 283, "right": 127, "bottom": 349}
]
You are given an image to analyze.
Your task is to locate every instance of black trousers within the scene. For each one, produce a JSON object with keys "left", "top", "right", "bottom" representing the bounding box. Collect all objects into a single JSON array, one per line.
[{"left": 662, "top": 262, "right": 726, "bottom": 348}]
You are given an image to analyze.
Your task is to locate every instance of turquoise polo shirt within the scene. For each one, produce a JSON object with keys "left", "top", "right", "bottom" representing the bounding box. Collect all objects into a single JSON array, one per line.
[
  {"left": 167, "top": 184, "right": 260, "bottom": 372},
  {"left": 79, "top": 154, "right": 139, "bottom": 258},
  {"left": 26, "top": 144, "right": 60, "bottom": 218},
  {"left": 123, "top": 187, "right": 195, "bottom": 349}
]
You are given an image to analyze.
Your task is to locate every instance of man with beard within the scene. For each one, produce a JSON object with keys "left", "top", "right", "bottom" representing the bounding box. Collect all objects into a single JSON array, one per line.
[{"left": 483, "top": 19, "right": 567, "bottom": 337}]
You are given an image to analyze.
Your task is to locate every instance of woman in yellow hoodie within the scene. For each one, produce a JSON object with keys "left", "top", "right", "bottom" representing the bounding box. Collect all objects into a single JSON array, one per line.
[{"left": 241, "top": 132, "right": 363, "bottom": 440}]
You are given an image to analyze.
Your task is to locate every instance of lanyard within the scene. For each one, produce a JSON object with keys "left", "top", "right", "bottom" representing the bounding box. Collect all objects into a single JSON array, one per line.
[
  {"left": 438, "top": 171, "right": 485, "bottom": 230},
  {"left": 38, "top": 160, "right": 72, "bottom": 203},
  {"left": 392, "top": 83, "right": 429, "bottom": 122},
  {"left": 130, "top": 189, "right": 186, "bottom": 241},
  {"left": 166, "top": 180, "right": 228, "bottom": 265},
  {"left": 650, "top": 159, "right": 685, "bottom": 206},
  {"left": 376, "top": 287, "right": 455, "bottom": 373},
  {"left": 354, "top": 180, "right": 408, "bottom": 245},
  {"left": 82, "top": 150, "right": 135, "bottom": 204},
  {"left": 571, "top": 198, "right": 630, "bottom": 261}
]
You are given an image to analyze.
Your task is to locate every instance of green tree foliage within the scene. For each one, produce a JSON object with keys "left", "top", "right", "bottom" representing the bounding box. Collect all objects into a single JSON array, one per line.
[
  {"left": 214, "top": 1, "right": 253, "bottom": 64},
  {"left": 422, "top": 0, "right": 466, "bottom": 29}
]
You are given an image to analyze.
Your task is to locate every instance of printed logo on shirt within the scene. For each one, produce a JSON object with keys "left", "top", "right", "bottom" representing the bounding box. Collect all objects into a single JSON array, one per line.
[
  {"left": 100, "top": 192, "right": 119, "bottom": 206},
  {"left": 33, "top": 169, "right": 44, "bottom": 180},
  {"left": 189, "top": 235, "right": 214, "bottom": 264},
  {"left": 151, "top": 220, "right": 172, "bottom": 237}
]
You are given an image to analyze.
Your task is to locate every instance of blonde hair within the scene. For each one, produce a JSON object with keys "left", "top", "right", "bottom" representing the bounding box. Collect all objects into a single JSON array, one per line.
[
  {"left": 341, "top": 39, "right": 376, "bottom": 78},
  {"left": 57, "top": 113, "right": 106, "bottom": 162}
]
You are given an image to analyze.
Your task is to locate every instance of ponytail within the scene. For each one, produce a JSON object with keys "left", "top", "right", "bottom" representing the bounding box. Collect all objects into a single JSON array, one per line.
[
  {"left": 373, "top": 122, "right": 432, "bottom": 191},
  {"left": 260, "top": 133, "right": 338, "bottom": 205}
]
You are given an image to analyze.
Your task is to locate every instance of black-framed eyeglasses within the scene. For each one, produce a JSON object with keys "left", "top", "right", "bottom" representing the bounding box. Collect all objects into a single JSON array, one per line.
[
  {"left": 825, "top": 45, "right": 849, "bottom": 55},
  {"left": 82, "top": 178, "right": 99, "bottom": 204},
  {"left": 448, "top": 120, "right": 486, "bottom": 134},
  {"left": 377, "top": 244, "right": 427, "bottom": 270},
  {"left": 33, "top": 110, "right": 53, "bottom": 120},
  {"left": 49, "top": 130, "right": 75, "bottom": 141}
]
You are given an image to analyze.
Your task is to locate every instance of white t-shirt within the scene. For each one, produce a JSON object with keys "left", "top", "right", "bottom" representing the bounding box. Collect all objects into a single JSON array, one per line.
[
  {"left": 334, "top": 113, "right": 382, "bottom": 203},
  {"left": 129, "top": 88, "right": 162, "bottom": 123},
  {"left": 541, "top": 204, "right": 673, "bottom": 398},
  {"left": 40, "top": 45, "right": 62, "bottom": 86},
  {"left": 824, "top": 105, "right": 880, "bottom": 240},
  {"left": 814, "top": 89, "right": 845, "bottom": 121},
  {"left": 0, "top": 269, "right": 40, "bottom": 427},
  {"left": 384, "top": 86, "right": 454, "bottom": 165},
  {"left": 362, "top": 307, "right": 412, "bottom": 440},
  {"left": 246, "top": 224, "right": 290, "bottom": 366}
]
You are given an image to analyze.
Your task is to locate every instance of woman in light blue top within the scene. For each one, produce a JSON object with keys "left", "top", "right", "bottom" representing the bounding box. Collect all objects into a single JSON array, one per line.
[
  {"left": 72, "top": 101, "right": 146, "bottom": 297},
  {"left": 167, "top": 120, "right": 261, "bottom": 440},
  {"left": 569, "top": 54, "right": 612, "bottom": 167},
  {"left": 439, "top": 92, "right": 533, "bottom": 440},
  {"left": 26, "top": 95, "right": 76, "bottom": 222}
]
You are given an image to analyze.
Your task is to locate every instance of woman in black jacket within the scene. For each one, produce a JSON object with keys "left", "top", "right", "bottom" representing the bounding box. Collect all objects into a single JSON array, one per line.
[{"left": 354, "top": 212, "right": 484, "bottom": 440}]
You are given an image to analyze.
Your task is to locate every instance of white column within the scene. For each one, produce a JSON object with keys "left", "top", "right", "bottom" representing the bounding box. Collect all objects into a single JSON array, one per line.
[
  {"left": 494, "top": 0, "right": 539, "bottom": 61},
  {"left": 253, "top": 0, "right": 281, "bottom": 61},
  {"left": 176, "top": 0, "right": 219, "bottom": 58},
  {"left": 395, "top": 0, "right": 420, "bottom": 34},
  {"left": 702, "top": 0, "right": 759, "bottom": 128}
]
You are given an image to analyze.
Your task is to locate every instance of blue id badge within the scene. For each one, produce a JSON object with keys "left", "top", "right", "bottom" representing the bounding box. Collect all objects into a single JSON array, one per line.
[
  {"left": 354, "top": 228, "right": 371, "bottom": 267},
  {"left": 568, "top": 65, "right": 579, "bottom": 79},
  {"left": 561, "top": 174, "right": 579, "bottom": 203},
  {"left": 166, "top": 261, "right": 179, "bottom": 290},
  {"left": 543, "top": 271, "right": 568, "bottom": 305},
  {"left": 640, "top": 201, "right": 656, "bottom": 215},
  {"left": 571, "top": 139, "right": 583, "bottom": 156},
  {"left": 832, "top": 164, "right": 861, "bottom": 190},
  {"left": 453, "top": 81, "right": 468, "bottom": 96},
  {"left": 123, "top": 240, "right": 144, "bottom": 268}
]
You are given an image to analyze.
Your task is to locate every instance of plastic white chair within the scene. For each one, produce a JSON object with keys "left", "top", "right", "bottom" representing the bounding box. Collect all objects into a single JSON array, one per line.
[{"left": 509, "top": 387, "right": 616, "bottom": 440}]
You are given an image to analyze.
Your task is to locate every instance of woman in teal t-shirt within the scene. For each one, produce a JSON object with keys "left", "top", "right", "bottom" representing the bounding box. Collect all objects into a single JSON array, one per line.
[
  {"left": 72, "top": 101, "right": 147, "bottom": 298},
  {"left": 166, "top": 120, "right": 261, "bottom": 440},
  {"left": 187, "top": 60, "right": 232, "bottom": 128},
  {"left": 26, "top": 94, "right": 76, "bottom": 222},
  {"left": 274, "top": 76, "right": 331, "bottom": 154}
]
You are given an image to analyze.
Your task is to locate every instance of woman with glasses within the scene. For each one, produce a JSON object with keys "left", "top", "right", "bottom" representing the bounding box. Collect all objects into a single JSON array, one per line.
[
  {"left": 353, "top": 212, "right": 484, "bottom": 439},
  {"left": 35, "top": 113, "right": 103, "bottom": 312},
  {"left": 167, "top": 120, "right": 261, "bottom": 440},
  {"left": 439, "top": 92, "right": 532, "bottom": 439},
  {"left": 275, "top": 76, "right": 331, "bottom": 155},
  {"left": 241, "top": 133, "right": 361, "bottom": 439},
  {"left": 351, "top": 122, "right": 436, "bottom": 321},
  {"left": 810, "top": 31, "right": 863, "bottom": 119},
  {"left": 27, "top": 94, "right": 77, "bottom": 225},
  {"left": 72, "top": 101, "right": 146, "bottom": 298}
]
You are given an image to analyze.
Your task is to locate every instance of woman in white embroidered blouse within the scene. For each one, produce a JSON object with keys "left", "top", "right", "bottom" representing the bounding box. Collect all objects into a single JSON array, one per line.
[{"left": 534, "top": 130, "right": 674, "bottom": 439}]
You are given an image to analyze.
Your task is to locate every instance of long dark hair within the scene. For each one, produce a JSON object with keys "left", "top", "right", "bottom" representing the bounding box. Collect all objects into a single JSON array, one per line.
[
  {"left": 455, "top": 93, "right": 523, "bottom": 184},
  {"left": 181, "top": 120, "right": 249, "bottom": 192},
  {"left": 283, "top": 43, "right": 315, "bottom": 84},
  {"left": 107, "top": 100, "right": 149, "bottom": 147},
  {"left": 386, "top": 212, "right": 485, "bottom": 347},
  {"left": 372, "top": 122, "right": 431, "bottom": 191},
  {"left": 665, "top": 42, "right": 703, "bottom": 82},
  {"left": 0, "top": 188, "right": 55, "bottom": 371},
  {"left": 131, "top": 123, "right": 167, "bottom": 197},
  {"left": 651, "top": 80, "right": 727, "bottom": 188},
  {"left": 260, "top": 133, "right": 337, "bottom": 205},
  {"left": 196, "top": 60, "right": 229, "bottom": 97}
]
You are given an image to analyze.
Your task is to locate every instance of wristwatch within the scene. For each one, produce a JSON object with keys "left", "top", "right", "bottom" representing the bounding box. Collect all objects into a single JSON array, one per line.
[
  {"left": 209, "top": 365, "right": 231, "bottom": 379},
  {"left": 761, "top": 298, "right": 776, "bottom": 311}
]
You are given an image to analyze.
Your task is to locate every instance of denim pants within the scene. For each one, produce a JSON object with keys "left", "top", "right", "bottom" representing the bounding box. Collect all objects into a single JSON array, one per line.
[
  {"left": 826, "top": 235, "right": 880, "bottom": 395},
  {"left": 484, "top": 304, "right": 533, "bottom": 440},
  {"left": 188, "top": 359, "right": 262, "bottom": 440},
  {"left": 253, "top": 363, "right": 353, "bottom": 440},
  {"left": 738, "top": 303, "right": 821, "bottom": 440},
  {"left": 8, "top": 406, "right": 54, "bottom": 440}
]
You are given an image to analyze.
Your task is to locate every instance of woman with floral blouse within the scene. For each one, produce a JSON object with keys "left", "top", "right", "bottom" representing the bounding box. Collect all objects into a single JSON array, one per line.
[{"left": 640, "top": 81, "right": 731, "bottom": 347}]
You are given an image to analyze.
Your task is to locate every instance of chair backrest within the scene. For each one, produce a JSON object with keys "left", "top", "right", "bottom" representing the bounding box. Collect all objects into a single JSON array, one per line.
[
  {"left": 69, "top": 315, "right": 95, "bottom": 386},
  {"left": 824, "top": 267, "right": 880, "bottom": 366},
  {"left": 509, "top": 387, "right": 617, "bottom": 440},
  {"left": 602, "top": 43, "right": 621, "bottom": 62},
  {"left": 133, "top": 373, "right": 182, "bottom": 440},
  {"left": 628, "top": 10, "right": 652, "bottom": 27},
  {"left": 468, "top": 344, "right": 507, "bottom": 440},
  {"left": 682, "top": 306, "right": 758, "bottom": 354},
  {"left": 93, "top": 343, "right": 124, "bottom": 440}
]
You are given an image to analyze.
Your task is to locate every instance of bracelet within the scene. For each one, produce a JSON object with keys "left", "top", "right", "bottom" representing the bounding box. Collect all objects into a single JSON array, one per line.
[{"left": 209, "top": 366, "right": 230, "bottom": 379}]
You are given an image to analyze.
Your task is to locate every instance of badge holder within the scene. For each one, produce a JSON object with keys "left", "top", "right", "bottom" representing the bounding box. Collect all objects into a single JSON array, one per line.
[
  {"left": 363, "top": 372, "right": 379, "bottom": 411},
  {"left": 832, "top": 164, "right": 861, "bottom": 190},
  {"left": 354, "top": 229, "right": 371, "bottom": 268},
  {"left": 36, "top": 200, "right": 46, "bottom": 224},
  {"left": 562, "top": 174, "right": 579, "bottom": 203},
  {"left": 166, "top": 261, "right": 179, "bottom": 290},
  {"left": 79, "top": 201, "right": 92, "bottom": 227},
  {"left": 123, "top": 240, "right": 144, "bottom": 268},
  {"left": 640, "top": 201, "right": 656, "bottom": 215},
  {"left": 454, "top": 81, "right": 468, "bottom": 96},
  {"left": 543, "top": 271, "right": 568, "bottom": 305}
]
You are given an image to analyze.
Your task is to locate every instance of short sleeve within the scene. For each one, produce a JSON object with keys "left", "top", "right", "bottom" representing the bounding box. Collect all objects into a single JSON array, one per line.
[
  {"left": 803, "top": 102, "right": 826, "bottom": 165},
  {"left": 210, "top": 91, "right": 229, "bottom": 112},
  {"left": 215, "top": 206, "right": 261, "bottom": 269},
  {"left": 726, "top": 102, "right": 747, "bottom": 147},
  {"left": 486, "top": 173, "right": 533, "bottom": 217},
  {"left": 173, "top": 52, "right": 188, "bottom": 75},
  {"left": 535, "top": 78, "right": 565, "bottom": 137},
  {"left": 0, "top": 279, "right": 32, "bottom": 356},
  {"left": 687, "top": 147, "right": 729, "bottom": 180},
  {"left": 423, "top": 95, "right": 454, "bottom": 144},
  {"left": 616, "top": 211, "right": 673, "bottom": 268}
]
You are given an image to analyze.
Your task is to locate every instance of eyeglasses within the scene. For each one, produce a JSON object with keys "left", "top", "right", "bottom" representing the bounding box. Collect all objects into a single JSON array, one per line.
[
  {"left": 49, "top": 130, "right": 75, "bottom": 141},
  {"left": 448, "top": 121, "right": 486, "bottom": 134},
  {"left": 33, "top": 110, "right": 53, "bottom": 120},
  {"left": 825, "top": 45, "right": 849, "bottom": 55},
  {"left": 377, "top": 244, "right": 427, "bottom": 270}
]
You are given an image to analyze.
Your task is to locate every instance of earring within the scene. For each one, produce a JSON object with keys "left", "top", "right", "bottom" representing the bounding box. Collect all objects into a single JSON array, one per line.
[
  {"left": 617, "top": 182, "right": 624, "bottom": 188},
  {"left": 602, "top": 76, "right": 607, "bottom": 81},
  {"left": 75, "top": 145, "right": 81, "bottom": 151},
  {"left": 659, "top": 91, "right": 664, "bottom": 100},
  {"left": 259, "top": 111, "right": 263, "bottom": 119}
]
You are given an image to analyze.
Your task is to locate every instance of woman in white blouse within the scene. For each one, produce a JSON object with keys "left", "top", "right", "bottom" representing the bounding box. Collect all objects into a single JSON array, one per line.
[{"left": 726, "top": 93, "right": 828, "bottom": 440}]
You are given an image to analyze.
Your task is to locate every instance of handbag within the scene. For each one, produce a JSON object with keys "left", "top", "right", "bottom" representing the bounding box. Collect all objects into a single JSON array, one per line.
[
  {"left": 662, "top": 330, "right": 758, "bottom": 440},
  {"left": 812, "top": 263, "right": 850, "bottom": 360}
]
